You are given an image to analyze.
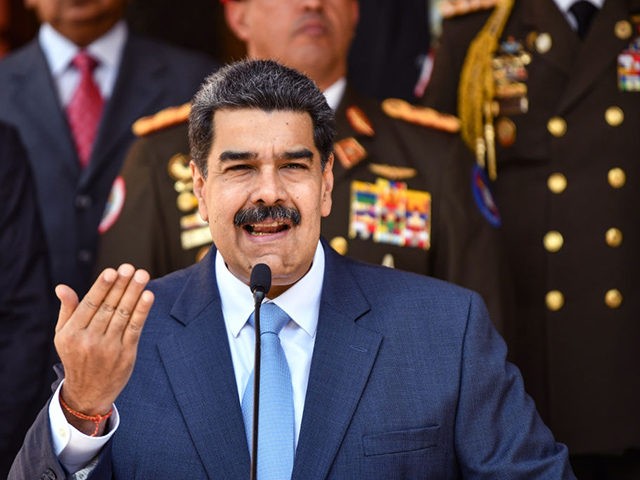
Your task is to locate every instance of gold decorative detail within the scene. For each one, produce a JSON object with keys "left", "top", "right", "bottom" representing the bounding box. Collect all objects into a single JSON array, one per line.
[
  {"left": 615, "top": 20, "right": 633, "bottom": 40},
  {"left": 457, "top": 0, "right": 515, "bottom": 181},
  {"left": 535, "top": 33, "right": 552, "bottom": 54},
  {"left": 368, "top": 163, "right": 417, "bottom": 180},
  {"left": 132, "top": 103, "right": 191, "bottom": 137},
  {"left": 177, "top": 192, "right": 199, "bottom": 212},
  {"left": 439, "top": 0, "right": 498, "bottom": 19},
  {"left": 605, "top": 106, "right": 624, "bottom": 127},
  {"left": 546, "top": 290, "right": 564, "bottom": 311},
  {"left": 604, "top": 289, "right": 623, "bottom": 309},
  {"left": 547, "top": 117, "right": 567, "bottom": 137},
  {"left": 547, "top": 173, "right": 567, "bottom": 194},
  {"left": 608, "top": 168, "right": 626, "bottom": 189},
  {"left": 382, "top": 98, "right": 460, "bottom": 133},
  {"left": 543, "top": 231, "right": 564, "bottom": 253},
  {"left": 345, "top": 105, "right": 375, "bottom": 136},
  {"left": 330, "top": 236, "right": 348, "bottom": 255},
  {"left": 605, "top": 228, "right": 623, "bottom": 248},
  {"left": 495, "top": 116, "right": 516, "bottom": 146},
  {"left": 168, "top": 153, "right": 192, "bottom": 181},
  {"left": 381, "top": 254, "right": 395, "bottom": 268}
]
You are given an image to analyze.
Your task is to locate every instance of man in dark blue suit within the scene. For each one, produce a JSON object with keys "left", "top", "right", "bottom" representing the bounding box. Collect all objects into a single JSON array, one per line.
[
  {"left": 10, "top": 60, "right": 575, "bottom": 479},
  {"left": 0, "top": 121, "right": 53, "bottom": 477},
  {"left": 0, "top": 0, "right": 217, "bottom": 296}
]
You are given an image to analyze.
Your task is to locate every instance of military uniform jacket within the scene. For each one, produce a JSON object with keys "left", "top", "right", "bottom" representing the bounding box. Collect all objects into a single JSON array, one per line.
[
  {"left": 422, "top": 0, "right": 640, "bottom": 454},
  {"left": 96, "top": 86, "right": 512, "bottom": 331}
]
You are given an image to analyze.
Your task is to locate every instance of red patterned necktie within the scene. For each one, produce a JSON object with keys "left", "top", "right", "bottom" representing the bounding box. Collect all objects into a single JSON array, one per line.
[{"left": 66, "top": 50, "right": 104, "bottom": 168}]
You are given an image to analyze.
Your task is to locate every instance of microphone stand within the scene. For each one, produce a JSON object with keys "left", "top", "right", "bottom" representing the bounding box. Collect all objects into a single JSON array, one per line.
[{"left": 250, "top": 290, "right": 264, "bottom": 480}]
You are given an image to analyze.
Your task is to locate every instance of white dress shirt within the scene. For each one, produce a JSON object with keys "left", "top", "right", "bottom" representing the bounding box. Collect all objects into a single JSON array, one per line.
[
  {"left": 49, "top": 242, "right": 325, "bottom": 473},
  {"left": 554, "top": 0, "right": 603, "bottom": 31},
  {"left": 38, "top": 20, "right": 127, "bottom": 106}
]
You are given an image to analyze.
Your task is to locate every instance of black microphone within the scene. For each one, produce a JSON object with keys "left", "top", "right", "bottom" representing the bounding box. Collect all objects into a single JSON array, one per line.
[
  {"left": 248, "top": 263, "right": 271, "bottom": 480},
  {"left": 250, "top": 263, "right": 271, "bottom": 305}
]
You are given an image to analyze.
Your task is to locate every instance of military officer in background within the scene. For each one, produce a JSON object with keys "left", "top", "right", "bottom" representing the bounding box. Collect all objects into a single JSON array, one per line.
[
  {"left": 421, "top": 0, "right": 640, "bottom": 477},
  {"left": 96, "top": 0, "right": 512, "bottom": 331}
]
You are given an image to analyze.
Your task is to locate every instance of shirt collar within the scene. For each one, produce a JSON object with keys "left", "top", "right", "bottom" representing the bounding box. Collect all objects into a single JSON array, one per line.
[
  {"left": 39, "top": 20, "right": 128, "bottom": 75},
  {"left": 554, "top": 0, "right": 603, "bottom": 13},
  {"left": 323, "top": 77, "right": 347, "bottom": 111},
  {"left": 216, "top": 241, "right": 325, "bottom": 339}
]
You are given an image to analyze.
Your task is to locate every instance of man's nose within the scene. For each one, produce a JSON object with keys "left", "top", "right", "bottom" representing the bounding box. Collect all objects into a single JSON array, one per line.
[{"left": 250, "top": 167, "right": 286, "bottom": 205}]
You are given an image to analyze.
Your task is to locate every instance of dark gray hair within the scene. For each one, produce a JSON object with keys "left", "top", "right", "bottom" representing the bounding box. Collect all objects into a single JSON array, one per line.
[{"left": 188, "top": 59, "right": 336, "bottom": 177}]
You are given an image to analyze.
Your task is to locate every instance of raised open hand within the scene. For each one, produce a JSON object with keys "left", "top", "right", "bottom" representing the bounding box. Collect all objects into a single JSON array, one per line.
[{"left": 54, "top": 264, "right": 155, "bottom": 435}]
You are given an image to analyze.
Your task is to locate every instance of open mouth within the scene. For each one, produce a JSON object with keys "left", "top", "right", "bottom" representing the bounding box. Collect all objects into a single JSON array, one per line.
[{"left": 243, "top": 221, "right": 291, "bottom": 236}]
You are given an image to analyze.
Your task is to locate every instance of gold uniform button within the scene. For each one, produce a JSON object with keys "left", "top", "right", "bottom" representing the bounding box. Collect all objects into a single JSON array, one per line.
[
  {"left": 547, "top": 173, "right": 567, "bottom": 193},
  {"left": 608, "top": 168, "right": 626, "bottom": 188},
  {"left": 547, "top": 117, "right": 567, "bottom": 137},
  {"left": 536, "top": 33, "right": 552, "bottom": 54},
  {"left": 605, "top": 289, "right": 623, "bottom": 309},
  {"left": 605, "top": 106, "right": 624, "bottom": 126},
  {"left": 615, "top": 20, "right": 633, "bottom": 40},
  {"left": 605, "top": 228, "right": 623, "bottom": 247},
  {"left": 546, "top": 290, "right": 565, "bottom": 311},
  {"left": 176, "top": 192, "right": 199, "bottom": 212},
  {"left": 543, "top": 231, "right": 564, "bottom": 252},
  {"left": 330, "top": 236, "right": 348, "bottom": 255}
]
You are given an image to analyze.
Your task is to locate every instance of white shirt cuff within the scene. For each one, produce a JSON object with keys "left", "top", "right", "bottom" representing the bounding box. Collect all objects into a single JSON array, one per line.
[{"left": 49, "top": 380, "right": 120, "bottom": 473}]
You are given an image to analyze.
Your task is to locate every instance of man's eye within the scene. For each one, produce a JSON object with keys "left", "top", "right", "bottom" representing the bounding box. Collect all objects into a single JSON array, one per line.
[
  {"left": 227, "top": 164, "right": 252, "bottom": 171},
  {"left": 283, "top": 163, "right": 308, "bottom": 170}
]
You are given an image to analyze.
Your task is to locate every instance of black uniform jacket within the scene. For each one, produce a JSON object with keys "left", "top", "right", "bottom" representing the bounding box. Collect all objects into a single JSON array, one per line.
[{"left": 422, "top": 0, "right": 640, "bottom": 454}]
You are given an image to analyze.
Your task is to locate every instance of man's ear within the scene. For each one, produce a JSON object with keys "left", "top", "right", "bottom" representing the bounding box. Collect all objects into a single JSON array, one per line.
[
  {"left": 321, "top": 153, "right": 334, "bottom": 218},
  {"left": 190, "top": 160, "right": 209, "bottom": 222},
  {"left": 223, "top": 1, "right": 251, "bottom": 42}
]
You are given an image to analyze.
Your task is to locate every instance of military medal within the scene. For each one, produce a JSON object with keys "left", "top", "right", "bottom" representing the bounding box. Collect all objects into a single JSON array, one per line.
[
  {"left": 492, "top": 36, "right": 529, "bottom": 116},
  {"left": 617, "top": 18, "right": 640, "bottom": 92},
  {"left": 349, "top": 178, "right": 431, "bottom": 250}
]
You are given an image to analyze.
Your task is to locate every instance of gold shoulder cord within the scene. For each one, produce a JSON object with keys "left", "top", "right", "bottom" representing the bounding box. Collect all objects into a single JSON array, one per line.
[{"left": 458, "top": 0, "right": 514, "bottom": 180}]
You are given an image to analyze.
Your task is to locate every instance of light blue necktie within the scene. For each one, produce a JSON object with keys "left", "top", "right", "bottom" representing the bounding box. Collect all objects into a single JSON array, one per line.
[{"left": 242, "top": 303, "right": 295, "bottom": 479}]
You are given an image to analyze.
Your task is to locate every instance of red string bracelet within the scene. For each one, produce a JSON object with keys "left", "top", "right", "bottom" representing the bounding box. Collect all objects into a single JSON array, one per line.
[{"left": 59, "top": 395, "right": 113, "bottom": 437}]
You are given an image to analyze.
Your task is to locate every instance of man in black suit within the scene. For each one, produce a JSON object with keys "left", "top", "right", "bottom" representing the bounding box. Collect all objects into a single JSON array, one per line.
[
  {"left": 0, "top": 121, "right": 52, "bottom": 478},
  {"left": 0, "top": 0, "right": 217, "bottom": 296}
]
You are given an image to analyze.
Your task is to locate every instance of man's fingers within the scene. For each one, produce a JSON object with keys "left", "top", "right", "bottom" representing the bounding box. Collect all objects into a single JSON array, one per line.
[
  {"left": 105, "top": 269, "right": 152, "bottom": 339},
  {"left": 88, "top": 264, "right": 136, "bottom": 334},
  {"left": 68, "top": 268, "right": 118, "bottom": 329},
  {"left": 122, "top": 290, "right": 155, "bottom": 347},
  {"left": 55, "top": 284, "right": 79, "bottom": 332}
]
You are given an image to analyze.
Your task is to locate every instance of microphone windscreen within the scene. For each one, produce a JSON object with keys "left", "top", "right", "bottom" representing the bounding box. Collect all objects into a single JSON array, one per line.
[{"left": 250, "top": 263, "right": 272, "bottom": 294}]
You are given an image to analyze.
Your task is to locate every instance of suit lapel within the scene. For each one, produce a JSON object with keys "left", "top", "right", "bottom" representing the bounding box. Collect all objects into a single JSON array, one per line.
[
  {"left": 83, "top": 35, "right": 165, "bottom": 186},
  {"left": 10, "top": 41, "right": 80, "bottom": 182},
  {"left": 157, "top": 254, "right": 250, "bottom": 479},
  {"left": 293, "top": 244, "right": 382, "bottom": 480},
  {"left": 557, "top": 0, "right": 630, "bottom": 112}
]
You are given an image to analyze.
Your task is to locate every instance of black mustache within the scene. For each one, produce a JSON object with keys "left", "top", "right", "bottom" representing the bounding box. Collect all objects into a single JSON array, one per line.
[{"left": 234, "top": 205, "right": 301, "bottom": 226}]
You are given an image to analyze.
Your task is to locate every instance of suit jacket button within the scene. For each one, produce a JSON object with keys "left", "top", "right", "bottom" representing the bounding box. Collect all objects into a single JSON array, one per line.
[
  {"left": 40, "top": 468, "right": 57, "bottom": 479},
  {"left": 75, "top": 194, "right": 93, "bottom": 209},
  {"left": 546, "top": 290, "right": 564, "bottom": 311}
]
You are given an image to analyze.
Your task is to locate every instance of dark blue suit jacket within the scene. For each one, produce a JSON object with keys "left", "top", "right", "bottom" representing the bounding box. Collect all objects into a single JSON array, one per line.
[
  {"left": 0, "top": 122, "right": 53, "bottom": 478},
  {"left": 0, "top": 32, "right": 217, "bottom": 296},
  {"left": 11, "top": 242, "right": 575, "bottom": 479}
]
